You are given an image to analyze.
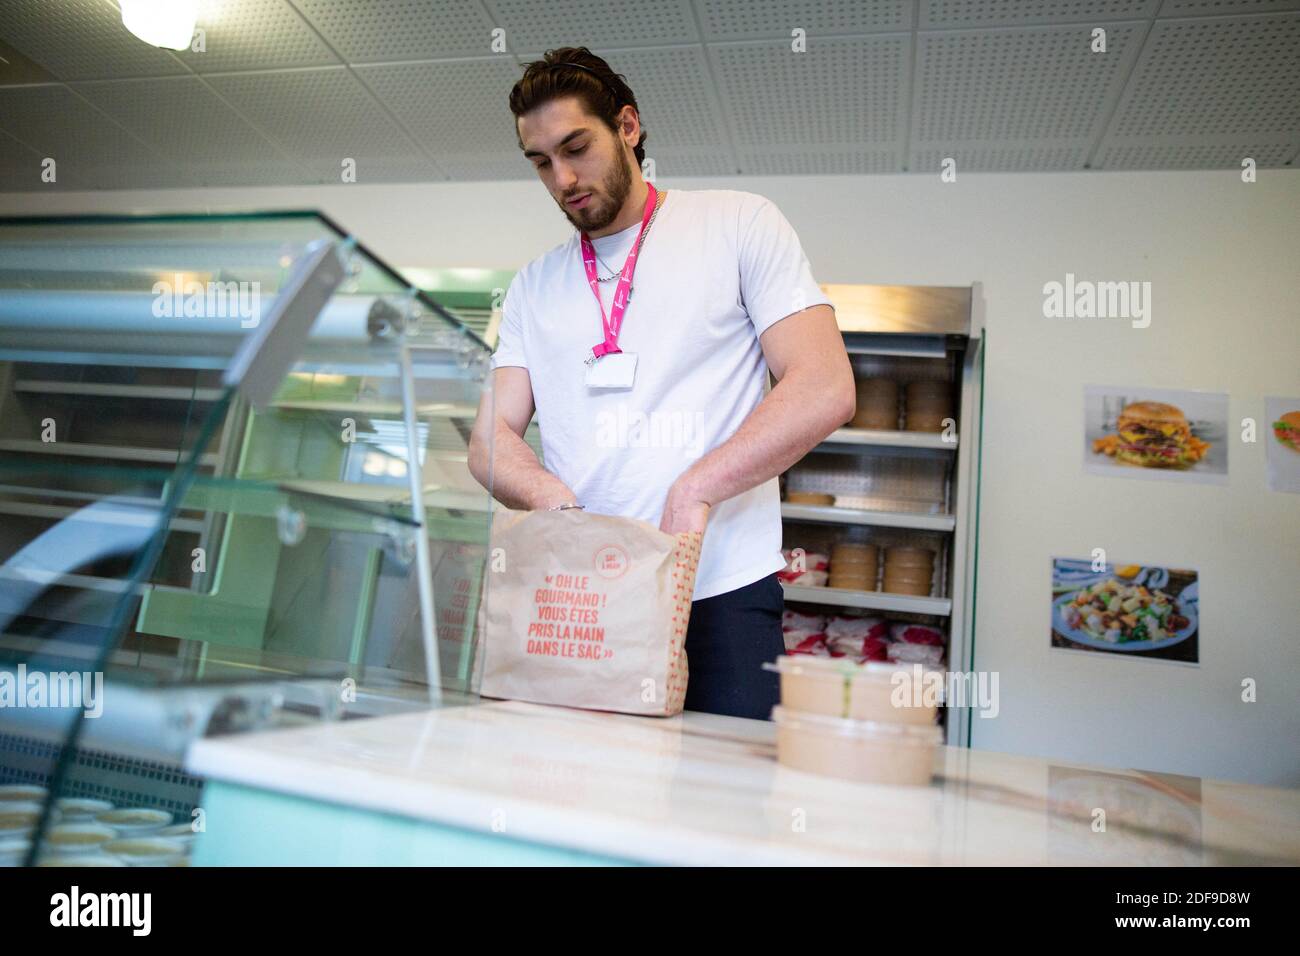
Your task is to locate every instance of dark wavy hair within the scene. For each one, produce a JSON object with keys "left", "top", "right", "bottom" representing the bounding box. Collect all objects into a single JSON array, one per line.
[{"left": 508, "top": 47, "right": 647, "bottom": 165}]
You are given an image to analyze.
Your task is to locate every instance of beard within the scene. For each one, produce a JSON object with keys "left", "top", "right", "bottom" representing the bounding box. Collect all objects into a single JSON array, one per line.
[{"left": 558, "top": 154, "right": 634, "bottom": 233}]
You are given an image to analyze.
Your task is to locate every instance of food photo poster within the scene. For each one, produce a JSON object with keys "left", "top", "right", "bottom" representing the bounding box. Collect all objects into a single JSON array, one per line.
[
  {"left": 1051, "top": 558, "right": 1199, "bottom": 665},
  {"left": 1083, "top": 385, "right": 1228, "bottom": 485},
  {"left": 1265, "top": 395, "right": 1300, "bottom": 494}
]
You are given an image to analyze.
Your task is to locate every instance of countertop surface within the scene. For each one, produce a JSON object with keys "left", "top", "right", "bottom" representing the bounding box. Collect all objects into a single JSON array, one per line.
[{"left": 187, "top": 700, "right": 1300, "bottom": 866}]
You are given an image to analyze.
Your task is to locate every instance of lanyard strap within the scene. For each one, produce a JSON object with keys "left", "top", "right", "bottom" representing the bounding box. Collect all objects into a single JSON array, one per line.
[{"left": 580, "top": 182, "right": 657, "bottom": 361}]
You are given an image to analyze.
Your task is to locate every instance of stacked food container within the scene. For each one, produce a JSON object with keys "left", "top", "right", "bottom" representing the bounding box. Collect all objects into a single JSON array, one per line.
[
  {"left": 0, "top": 785, "right": 196, "bottom": 866},
  {"left": 766, "top": 657, "right": 943, "bottom": 786}
]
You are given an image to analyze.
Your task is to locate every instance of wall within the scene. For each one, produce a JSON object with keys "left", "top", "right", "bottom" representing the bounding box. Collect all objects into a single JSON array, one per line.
[{"left": 3, "top": 169, "right": 1298, "bottom": 786}]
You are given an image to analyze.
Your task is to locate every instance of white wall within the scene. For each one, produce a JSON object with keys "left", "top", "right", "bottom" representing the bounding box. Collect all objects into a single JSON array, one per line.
[{"left": 3, "top": 169, "right": 1298, "bottom": 786}]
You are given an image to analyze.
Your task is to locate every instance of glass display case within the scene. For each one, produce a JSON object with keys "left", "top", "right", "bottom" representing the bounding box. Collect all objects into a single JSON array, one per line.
[{"left": 0, "top": 211, "right": 494, "bottom": 866}]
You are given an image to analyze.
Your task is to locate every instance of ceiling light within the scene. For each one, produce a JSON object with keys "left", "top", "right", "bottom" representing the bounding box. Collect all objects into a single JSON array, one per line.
[{"left": 119, "top": 0, "right": 199, "bottom": 51}]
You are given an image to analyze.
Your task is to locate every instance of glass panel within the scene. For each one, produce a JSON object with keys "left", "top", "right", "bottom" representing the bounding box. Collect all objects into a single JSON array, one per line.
[{"left": 0, "top": 211, "right": 493, "bottom": 866}]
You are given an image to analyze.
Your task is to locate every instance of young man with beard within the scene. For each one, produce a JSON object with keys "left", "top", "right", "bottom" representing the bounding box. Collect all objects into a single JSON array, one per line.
[{"left": 469, "top": 47, "right": 855, "bottom": 720}]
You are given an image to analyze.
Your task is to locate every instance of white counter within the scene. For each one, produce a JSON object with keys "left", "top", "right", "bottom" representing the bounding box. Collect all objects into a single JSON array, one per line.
[{"left": 187, "top": 700, "right": 1299, "bottom": 866}]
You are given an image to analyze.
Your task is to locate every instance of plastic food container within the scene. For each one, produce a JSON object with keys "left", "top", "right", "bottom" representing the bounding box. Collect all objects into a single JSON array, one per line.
[
  {"left": 94, "top": 808, "right": 171, "bottom": 834},
  {"left": 772, "top": 706, "right": 941, "bottom": 786},
  {"left": 45, "top": 824, "right": 117, "bottom": 854},
  {"left": 765, "top": 656, "right": 939, "bottom": 724},
  {"left": 0, "top": 785, "right": 47, "bottom": 803},
  {"left": 0, "top": 838, "right": 32, "bottom": 866},
  {"left": 54, "top": 798, "right": 115, "bottom": 821},
  {"left": 0, "top": 803, "right": 45, "bottom": 839},
  {"left": 884, "top": 546, "right": 935, "bottom": 569},
  {"left": 38, "top": 855, "right": 126, "bottom": 867},
  {"left": 882, "top": 575, "right": 932, "bottom": 596},
  {"left": 103, "top": 837, "right": 187, "bottom": 866},
  {"left": 786, "top": 491, "right": 835, "bottom": 506}
]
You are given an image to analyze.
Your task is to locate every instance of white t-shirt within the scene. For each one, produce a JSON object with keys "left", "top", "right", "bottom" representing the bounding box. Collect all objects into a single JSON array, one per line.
[{"left": 491, "top": 188, "right": 832, "bottom": 600}]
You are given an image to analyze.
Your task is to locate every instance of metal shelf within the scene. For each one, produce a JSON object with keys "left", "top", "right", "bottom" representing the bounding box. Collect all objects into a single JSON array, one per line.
[
  {"left": 781, "top": 502, "right": 956, "bottom": 532},
  {"left": 0, "top": 439, "right": 218, "bottom": 467},
  {"left": 0, "top": 497, "right": 204, "bottom": 533},
  {"left": 819, "top": 427, "right": 957, "bottom": 451},
  {"left": 13, "top": 380, "right": 224, "bottom": 402},
  {"left": 780, "top": 582, "right": 952, "bottom": 616}
]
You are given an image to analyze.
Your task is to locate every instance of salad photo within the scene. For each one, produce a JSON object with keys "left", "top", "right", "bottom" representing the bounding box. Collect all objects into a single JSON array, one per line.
[{"left": 1051, "top": 559, "right": 1199, "bottom": 663}]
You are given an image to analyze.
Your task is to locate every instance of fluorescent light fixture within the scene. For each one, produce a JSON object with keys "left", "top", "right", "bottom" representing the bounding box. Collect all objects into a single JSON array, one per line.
[{"left": 119, "top": 0, "right": 199, "bottom": 51}]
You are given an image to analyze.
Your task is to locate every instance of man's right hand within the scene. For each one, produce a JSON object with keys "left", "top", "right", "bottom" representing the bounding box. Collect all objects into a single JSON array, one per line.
[{"left": 468, "top": 366, "right": 578, "bottom": 511}]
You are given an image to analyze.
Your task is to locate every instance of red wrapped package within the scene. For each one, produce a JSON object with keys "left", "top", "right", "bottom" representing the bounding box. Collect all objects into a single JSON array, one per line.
[{"left": 890, "top": 623, "right": 945, "bottom": 646}]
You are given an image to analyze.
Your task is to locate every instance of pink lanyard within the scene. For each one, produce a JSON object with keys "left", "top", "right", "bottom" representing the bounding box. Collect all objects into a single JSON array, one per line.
[{"left": 580, "top": 182, "right": 658, "bottom": 361}]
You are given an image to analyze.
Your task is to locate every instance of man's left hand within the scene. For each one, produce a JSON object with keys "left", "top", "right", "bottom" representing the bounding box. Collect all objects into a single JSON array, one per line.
[{"left": 659, "top": 479, "right": 711, "bottom": 535}]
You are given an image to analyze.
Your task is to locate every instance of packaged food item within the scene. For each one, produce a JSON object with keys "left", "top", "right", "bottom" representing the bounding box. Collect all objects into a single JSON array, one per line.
[
  {"left": 891, "top": 623, "right": 945, "bottom": 645},
  {"left": 772, "top": 706, "right": 941, "bottom": 786},
  {"left": 788, "top": 634, "right": 832, "bottom": 657},
  {"left": 887, "top": 643, "right": 944, "bottom": 665},
  {"left": 777, "top": 550, "right": 829, "bottom": 586},
  {"left": 782, "top": 609, "right": 827, "bottom": 633}
]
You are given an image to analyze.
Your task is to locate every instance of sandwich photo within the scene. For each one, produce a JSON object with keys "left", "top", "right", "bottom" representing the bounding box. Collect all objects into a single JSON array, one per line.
[
  {"left": 1092, "top": 401, "right": 1211, "bottom": 469},
  {"left": 1273, "top": 410, "right": 1300, "bottom": 453}
]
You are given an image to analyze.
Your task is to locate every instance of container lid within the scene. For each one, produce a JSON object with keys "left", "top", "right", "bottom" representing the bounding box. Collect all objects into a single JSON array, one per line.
[
  {"left": 771, "top": 706, "right": 943, "bottom": 743},
  {"left": 765, "top": 655, "right": 939, "bottom": 681}
]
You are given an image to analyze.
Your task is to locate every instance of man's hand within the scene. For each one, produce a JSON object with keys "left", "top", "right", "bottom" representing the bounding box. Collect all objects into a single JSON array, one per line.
[{"left": 658, "top": 478, "right": 711, "bottom": 535}]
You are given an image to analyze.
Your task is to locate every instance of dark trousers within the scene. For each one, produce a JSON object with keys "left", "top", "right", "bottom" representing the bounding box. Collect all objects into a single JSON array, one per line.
[{"left": 683, "top": 572, "right": 784, "bottom": 721}]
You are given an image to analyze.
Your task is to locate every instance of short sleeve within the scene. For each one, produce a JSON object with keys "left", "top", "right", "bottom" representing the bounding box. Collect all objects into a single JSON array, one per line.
[
  {"left": 490, "top": 274, "right": 529, "bottom": 370},
  {"left": 737, "top": 196, "right": 833, "bottom": 337}
]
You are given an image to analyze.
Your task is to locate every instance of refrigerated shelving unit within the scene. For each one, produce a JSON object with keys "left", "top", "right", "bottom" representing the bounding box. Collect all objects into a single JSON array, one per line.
[{"left": 780, "top": 284, "right": 984, "bottom": 747}]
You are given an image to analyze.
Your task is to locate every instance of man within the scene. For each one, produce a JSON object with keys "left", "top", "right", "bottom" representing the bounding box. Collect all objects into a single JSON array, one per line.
[{"left": 468, "top": 47, "right": 855, "bottom": 720}]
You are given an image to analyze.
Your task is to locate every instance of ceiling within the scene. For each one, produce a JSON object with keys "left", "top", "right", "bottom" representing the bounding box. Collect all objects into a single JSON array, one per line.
[{"left": 0, "top": 0, "right": 1298, "bottom": 191}]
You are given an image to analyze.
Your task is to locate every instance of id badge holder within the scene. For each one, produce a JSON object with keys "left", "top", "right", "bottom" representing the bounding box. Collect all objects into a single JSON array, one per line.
[{"left": 584, "top": 352, "right": 637, "bottom": 389}]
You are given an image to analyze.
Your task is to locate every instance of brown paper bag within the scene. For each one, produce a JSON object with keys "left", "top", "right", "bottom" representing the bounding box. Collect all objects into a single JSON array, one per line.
[{"left": 481, "top": 507, "right": 702, "bottom": 716}]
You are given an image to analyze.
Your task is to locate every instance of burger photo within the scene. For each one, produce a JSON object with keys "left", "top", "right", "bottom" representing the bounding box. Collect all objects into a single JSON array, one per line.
[
  {"left": 1092, "top": 401, "right": 1211, "bottom": 470},
  {"left": 1273, "top": 410, "right": 1300, "bottom": 453}
]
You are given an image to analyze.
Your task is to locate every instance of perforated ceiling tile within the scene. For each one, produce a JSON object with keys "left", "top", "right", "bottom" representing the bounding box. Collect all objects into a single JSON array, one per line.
[
  {"left": 354, "top": 58, "right": 522, "bottom": 155},
  {"left": 1158, "top": 0, "right": 1300, "bottom": 16},
  {"left": 920, "top": 0, "right": 1158, "bottom": 28},
  {"left": 204, "top": 68, "right": 428, "bottom": 165},
  {"left": 909, "top": 144, "right": 1087, "bottom": 170},
  {"left": 173, "top": 0, "right": 339, "bottom": 73},
  {"left": 546, "top": 46, "right": 732, "bottom": 150},
  {"left": 696, "top": 0, "right": 913, "bottom": 39},
  {"left": 293, "top": 0, "right": 499, "bottom": 62},
  {"left": 0, "top": 129, "right": 58, "bottom": 190},
  {"left": 642, "top": 147, "right": 736, "bottom": 176},
  {"left": 710, "top": 35, "right": 909, "bottom": 148},
  {"left": 1104, "top": 14, "right": 1300, "bottom": 138},
  {"left": 72, "top": 77, "right": 288, "bottom": 165},
  {"left": 433, "top": 155, "right": 533, "bottom": 179},
  {"left": 1093, "top": 140, "right": 1298, "bottom": 166},
  {"left": 739, "top": 147, "right": 902, "bottom": 175},
  {"left": 911, "top": 23, "right": 1142, "bottom": 144},
  {"left": 490, "top": 0, "right": 699, "bottom": 51},
  {"left": 0, "top": 0, "right": 186, "bottom": 80},
  {"left": 0, "top": 85, "right": 161, "bottom": 175}
]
